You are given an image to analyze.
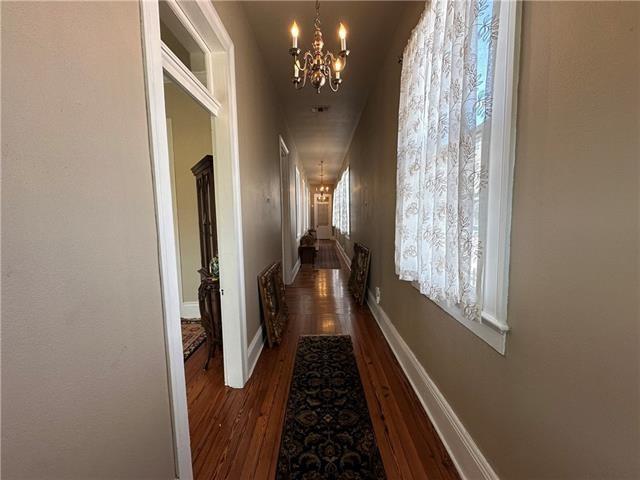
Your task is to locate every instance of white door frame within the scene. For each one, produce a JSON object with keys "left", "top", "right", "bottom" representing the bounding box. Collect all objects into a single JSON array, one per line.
[
  {"left": 278, "top": 136, "right": 290, "bottom": 283},
  {"left": 314, "top": 193, "right": 333, "bottom": 240},
  {"left": 140, "top": 1, "right": 247, "bottom": 478}
]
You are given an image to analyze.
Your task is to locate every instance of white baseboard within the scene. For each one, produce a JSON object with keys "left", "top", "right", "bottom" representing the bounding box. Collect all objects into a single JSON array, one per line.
[
  {"left": 335, "top": 240, "right": 351, "bottom": 270},
  {"left": 290, "top": 258, "right": 301, "bottom": 284},
  {"left": 247, "top": 326, "right": 265, "bottom": 379},
  {"left": 180, "top": 301, "right": 200, "bottom": 319},
  {"left": 366, "top": 289, "right": 499, "bottom": 480}
]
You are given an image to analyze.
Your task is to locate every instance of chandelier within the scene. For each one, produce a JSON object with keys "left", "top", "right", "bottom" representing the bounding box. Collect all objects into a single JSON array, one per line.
[
  {"left": 289, "top": 0, "right": 349, "bottom": 93},
  {"left": 316, "top": 161, "right": 330, "bottom": 201}
]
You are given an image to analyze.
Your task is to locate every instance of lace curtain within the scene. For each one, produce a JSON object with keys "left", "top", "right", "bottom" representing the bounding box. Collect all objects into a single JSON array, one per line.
[
  {"left": 332, "top": 168, "right": 350, "bottom": 235},
  {"left": 395, "top": 0, "right": 500, "bottom": 320}
]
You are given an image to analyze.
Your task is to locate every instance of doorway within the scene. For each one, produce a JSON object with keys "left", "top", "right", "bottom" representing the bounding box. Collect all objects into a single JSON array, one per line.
[
  {"left": 314, "top": 193, "right": 333, "bottom": 240},
  {"left": 140, "top": 0, "right": 247, "bottom": 477},
  {"left": 164, "top": 74, "right": 219, "bottom": 365}
]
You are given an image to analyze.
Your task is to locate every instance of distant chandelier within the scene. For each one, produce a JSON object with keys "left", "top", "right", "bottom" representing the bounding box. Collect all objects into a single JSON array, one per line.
[
  {"left": 289, "top": 0, "right": 350, "bottom": 93},
  {"left": 316, "top": 161, "right": 329, "bottom": 201}
]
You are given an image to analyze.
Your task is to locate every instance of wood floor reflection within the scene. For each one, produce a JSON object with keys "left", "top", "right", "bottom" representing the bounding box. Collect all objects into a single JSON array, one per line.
[{"left": 185, "top": 248, "right": 460, "bottom": 479}]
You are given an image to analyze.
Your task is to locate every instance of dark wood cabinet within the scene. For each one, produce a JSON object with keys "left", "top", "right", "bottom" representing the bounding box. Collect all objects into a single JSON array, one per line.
[
  {"left": 192, "top": 155, "right": 218, "bottom": 269},
  {"left": 192, "top": 155, "right": 222, "bottom": 369}
]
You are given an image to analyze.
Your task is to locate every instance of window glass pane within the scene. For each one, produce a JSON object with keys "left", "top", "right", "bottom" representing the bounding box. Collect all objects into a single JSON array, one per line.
[
  {"left": 476, "top": 0, "right": 496, "bottom": 127},
  {"left": 159, "top": 1, "right": 208, "bottom": 88}
]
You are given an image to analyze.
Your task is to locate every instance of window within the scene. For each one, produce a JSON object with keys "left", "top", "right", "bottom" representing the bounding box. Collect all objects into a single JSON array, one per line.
[
  {"left": 295, "top": 166, "right": 310, "bottom": 239},
  {"left": 159, "top": 1, "right": 209, "bottom": 88},
  {"left": 303, "top": 178, "right": 310, "bottom": 232},
  {"left": 332, "top": 167, "right": 350, "bottom": 236},
  {"left": 295, "top": 166, "right": 303, "bottom": 239},
  {"left": 394, "top": 1, "right": 520, "bottom": 353}
]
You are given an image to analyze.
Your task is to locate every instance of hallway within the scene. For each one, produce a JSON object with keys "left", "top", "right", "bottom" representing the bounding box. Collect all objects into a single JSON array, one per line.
[{"left": 185, "top": 245, "right": 460, "bottom": 479}]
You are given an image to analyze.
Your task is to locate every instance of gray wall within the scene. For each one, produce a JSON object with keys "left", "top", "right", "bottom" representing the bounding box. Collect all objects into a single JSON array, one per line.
[
  {"left": 212, "top": 2, "right": 299, "bottom": 343},
  {"left": 338, "top": 1, "right": 640, "bottom": 478},
  {"left": 214, "top": 1, "right": 297, "bottom": 343},
  {"left": 2, "top": 2, "right": 176, "bottom": 478}
]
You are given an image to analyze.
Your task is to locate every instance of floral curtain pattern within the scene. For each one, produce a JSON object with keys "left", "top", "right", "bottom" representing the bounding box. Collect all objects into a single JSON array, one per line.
[
  {"left": 332, "top": 168, "right": 350, "bottom": 235},
  {"left": 395, "top": 0, "right": 500, "bottom": 320}
]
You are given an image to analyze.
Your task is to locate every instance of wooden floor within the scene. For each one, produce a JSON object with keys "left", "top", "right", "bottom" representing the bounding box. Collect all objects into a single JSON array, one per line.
[{"left": 185, "top": 247, "right": 460, "bottom": 479}]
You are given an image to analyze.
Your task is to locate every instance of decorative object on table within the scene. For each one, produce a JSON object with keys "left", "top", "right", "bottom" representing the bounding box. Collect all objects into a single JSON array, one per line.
[
  {"left": 348, "top": 242, "right": 371, "bottom": 305},
  {"left": 257, "top": 261, "right": 288, "bottom": 348},
  {"left": 192, "top": 155, "right": 222, "bottom": 370},
  {"left": 298, "top": 232, "right": 317, "bottom": 266},
  {"left": 181, "top": 319, "right": 206, "bottom": 361},
  {"left": 288, "top": 0, "right": 350, "bottom": 93},
  {"left": 315, "top": 240, "right": 341, "bottom": 270},
  {"left": 209, "top": 255, "right": 219, "bottom": 279},
  {"left": 276, "top": 335, "right": 386, "bottom": 479}
]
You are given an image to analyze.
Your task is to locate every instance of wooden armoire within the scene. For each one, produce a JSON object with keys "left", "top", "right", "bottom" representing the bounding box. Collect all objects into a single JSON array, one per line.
[{"left": 191, "top": 155, "right": 222, "bottom": 370}]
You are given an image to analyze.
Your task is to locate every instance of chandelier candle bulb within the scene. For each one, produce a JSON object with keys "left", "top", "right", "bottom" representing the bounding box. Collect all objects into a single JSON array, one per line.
[
  {"left": 339, "top": 23, "right": 347, "bottom": 51},
  {"left": 335, "top": 58, "right": 342, "bottom": 79},
  {"left": 291, "top": 22, "right": 299, "bottom": 49}
]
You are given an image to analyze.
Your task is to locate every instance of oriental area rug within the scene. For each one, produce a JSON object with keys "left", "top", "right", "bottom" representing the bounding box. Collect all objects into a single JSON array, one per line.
[
  {"left": 315, "top": 240, "right": 342, "bottom": 270},
  {"left": 181, "top": 318, "right": 206, "bottom": 361},
  {"left": 276, "top": 335, "right": 386, "bottom": 479}
]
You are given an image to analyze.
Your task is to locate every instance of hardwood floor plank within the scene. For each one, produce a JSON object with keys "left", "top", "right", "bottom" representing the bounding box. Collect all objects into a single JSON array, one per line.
[{"left": 184, "top": 245, "right": 460, "bottom": 479}]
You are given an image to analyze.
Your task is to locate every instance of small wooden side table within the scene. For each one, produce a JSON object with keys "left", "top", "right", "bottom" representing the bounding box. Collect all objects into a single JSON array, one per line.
[{"left": 197, "top": 268, "right": 222, "bottom": 370}]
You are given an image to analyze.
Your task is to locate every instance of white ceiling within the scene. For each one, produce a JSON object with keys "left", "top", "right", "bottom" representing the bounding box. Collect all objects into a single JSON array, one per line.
[{"left": 243, "top": 1, "right": 414, "bottom": 183}]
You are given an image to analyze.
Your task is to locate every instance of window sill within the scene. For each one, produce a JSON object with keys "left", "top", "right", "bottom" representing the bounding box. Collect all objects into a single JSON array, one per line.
[{"left": 410, "top": 282, "right": 508, "bottom": 355}]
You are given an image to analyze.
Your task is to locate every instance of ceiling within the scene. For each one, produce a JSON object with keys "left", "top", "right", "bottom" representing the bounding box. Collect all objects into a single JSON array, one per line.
[{"left": 243, "top": 1, "right": 414, "bottom": 184}]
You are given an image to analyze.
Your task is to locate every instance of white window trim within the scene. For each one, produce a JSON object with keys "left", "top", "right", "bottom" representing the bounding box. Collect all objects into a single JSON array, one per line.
[
  {"left": 482, "top": 0, "right": 521, "bottom": 337},
  {"left": 411, "top": 280, "right": 508, "bottom": 353},
  {"left": 295, "top": 165, "right": 304, "bottom": 242},
  {"left": 344, "top": 167, "right": 350, "bottom": 238},
  {"left": 410, "top": 1, "right": 521, "bottom": 355}
]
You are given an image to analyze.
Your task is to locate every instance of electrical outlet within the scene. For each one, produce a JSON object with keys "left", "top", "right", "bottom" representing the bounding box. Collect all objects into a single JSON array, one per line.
[{"left": 375, "top": 287, "right": 381, "bottom": 304}]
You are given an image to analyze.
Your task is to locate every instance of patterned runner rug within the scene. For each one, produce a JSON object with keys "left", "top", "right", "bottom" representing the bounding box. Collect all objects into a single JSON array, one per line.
[
  {"left": 276, "top": 335, "right": 386, "bottom": 479},
  {"left": 316, "top": 240, "right": 342, "bottom": 269},
  {"left": 181, "top": 319, "right": 206, "bottom": 361}
]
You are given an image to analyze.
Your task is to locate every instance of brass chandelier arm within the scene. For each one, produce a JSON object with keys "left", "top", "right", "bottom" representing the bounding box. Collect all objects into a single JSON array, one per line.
[
  {"left": 294, "top": 52, "right": 314, "bottom": 73},
  {"left": 323, "top": 51, "right": 348, "bottom": 69},
  {"left": 294, "top": 74, "right": 307, "bottom": 90},
  {"left": 323, "top": 52, "right": 336, "bottom": 74},
  {"left": 328, "top": 76, "right": 340, "bottom": 92}
]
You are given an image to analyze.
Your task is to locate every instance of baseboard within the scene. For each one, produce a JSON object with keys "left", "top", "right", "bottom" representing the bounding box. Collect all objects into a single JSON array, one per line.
[
  {"left": 180, "top": 301, "right": 200, "bottom": 319},
  {"left": 247, "top": 326, "right": 265, "bottom": 379},
  {"left": 290, "top": 258, "right": 301, "bottom": 284},
  {"left": 335, "top": 240, "right": 351, "bottom": 270},
  {"left": 366, "top": 290, "right": 499, "bottom": 480}
]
